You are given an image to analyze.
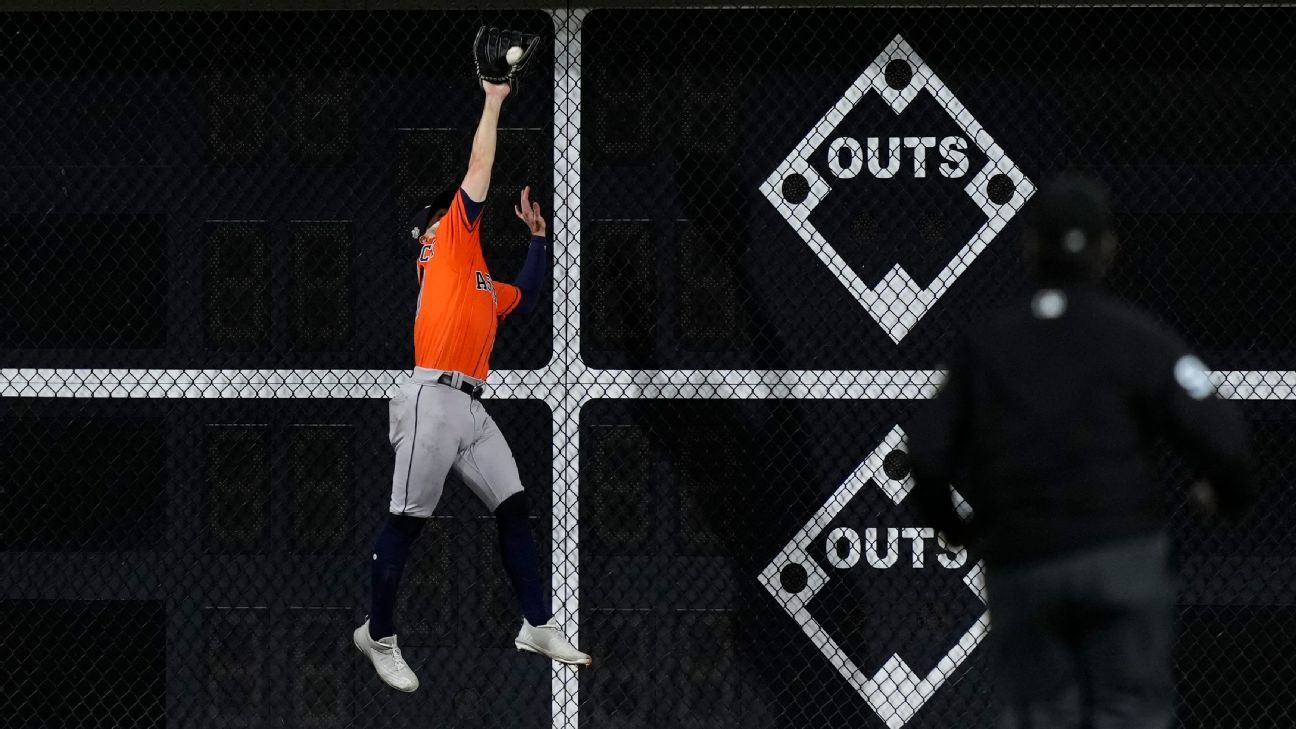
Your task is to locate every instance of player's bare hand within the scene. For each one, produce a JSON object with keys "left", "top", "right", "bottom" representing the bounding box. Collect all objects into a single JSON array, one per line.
[
  {"left": 514, "top": 185, "right": 545, "bottom": 236},
  {"left": 483, "top": 80, "right": 511, "bottom": 100}
]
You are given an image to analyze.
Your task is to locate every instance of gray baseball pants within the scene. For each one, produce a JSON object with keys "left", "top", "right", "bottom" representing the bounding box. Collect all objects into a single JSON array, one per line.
[{"left": 388, "top": 367, "right": 524, "bottom": 517}]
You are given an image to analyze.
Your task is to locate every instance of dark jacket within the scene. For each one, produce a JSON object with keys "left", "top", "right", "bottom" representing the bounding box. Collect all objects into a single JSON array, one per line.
[{"left": 908, "top": 285, "right": 1254, "bottom": 567}]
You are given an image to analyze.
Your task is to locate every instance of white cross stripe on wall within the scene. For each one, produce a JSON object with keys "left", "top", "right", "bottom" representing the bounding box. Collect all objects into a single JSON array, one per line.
[
  {"left": 3, "top": 368, "right": 1294, "bottom": 401},
  {"left": 2, "top": 10, "right": 1295, "bottom": 729}
]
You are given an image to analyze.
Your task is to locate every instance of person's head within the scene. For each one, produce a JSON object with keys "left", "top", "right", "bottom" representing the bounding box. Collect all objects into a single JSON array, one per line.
[
  {"left": 408, "top": 187, "right": 458, "bottom": 244},
  {"left": 1023, "top": 174, "right": 1117, "bottom": 285}
]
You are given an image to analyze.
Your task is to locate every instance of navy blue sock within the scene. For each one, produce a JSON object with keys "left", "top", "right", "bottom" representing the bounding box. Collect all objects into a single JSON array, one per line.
[
  {"left": 494, "top": 493, "right": 552, "bottom": 626},
  {"left": 368, "top": 514, "right": 426, "bottom": 640}
]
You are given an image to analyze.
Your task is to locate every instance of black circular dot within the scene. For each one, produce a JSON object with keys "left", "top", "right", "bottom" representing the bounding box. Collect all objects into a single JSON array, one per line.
[
  {"left": 882, "top": 449, "right": 911, "bottom": 481},
  {"left": 782, "top": 173, "right": 810, "bottom": 204},
  {"left": 780, "top": 563, "right": 808, "bottom": 594},
  {"left": 884, "top": 59, "right": 913, "bottom": 90},
  {"left": 988, "top": 174, "right": 1016, "bottom": 205}
]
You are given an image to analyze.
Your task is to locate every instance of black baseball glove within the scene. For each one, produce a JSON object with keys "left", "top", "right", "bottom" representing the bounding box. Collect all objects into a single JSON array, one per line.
[{"left": 473, "top": 26, "right": 542, "bottom": 89}]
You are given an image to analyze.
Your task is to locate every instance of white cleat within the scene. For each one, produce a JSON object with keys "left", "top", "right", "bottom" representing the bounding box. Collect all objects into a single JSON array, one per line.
[
  {"left": 515, "top": 618, "right": 593, "bottom": 666},
  {"left": 353, "top": 620, "right": 419, "bottom": 692}
]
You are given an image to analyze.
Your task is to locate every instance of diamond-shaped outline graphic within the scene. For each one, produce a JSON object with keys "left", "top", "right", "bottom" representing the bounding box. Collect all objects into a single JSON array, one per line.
[
  {"left": 758, "top": 425, "right": 988, "bottom": 729},
  {"left": 759, "top": 35, "right": 1035, "bottom": 343}
]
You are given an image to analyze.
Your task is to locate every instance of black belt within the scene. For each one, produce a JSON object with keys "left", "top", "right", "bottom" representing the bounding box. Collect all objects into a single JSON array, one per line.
[{"left": 437, "top": 372, "right": 483, "bottom": 399}]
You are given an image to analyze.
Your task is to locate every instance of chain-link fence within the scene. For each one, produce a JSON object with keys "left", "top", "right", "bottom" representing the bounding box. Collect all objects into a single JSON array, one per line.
[{"left": 1, "top": 5, "right": 1294, "bottom": 729}]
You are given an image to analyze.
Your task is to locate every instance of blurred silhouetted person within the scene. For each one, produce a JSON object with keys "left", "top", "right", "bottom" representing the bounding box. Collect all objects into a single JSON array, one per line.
[{"left": 908, "top": 174, "right": 1254, "bottom": 729}]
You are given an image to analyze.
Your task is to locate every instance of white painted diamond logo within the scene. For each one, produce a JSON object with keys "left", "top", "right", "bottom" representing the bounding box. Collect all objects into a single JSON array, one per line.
[
  {"left": 758, "top": 425, "right": 988, "bottom": 728},
  {"left": 760, "top": 35, "right": 1034, "bottom": 343}
]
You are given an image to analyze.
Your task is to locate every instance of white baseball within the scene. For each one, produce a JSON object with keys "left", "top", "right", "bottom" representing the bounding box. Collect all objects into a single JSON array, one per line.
[{"left": 505, "top": 46, "right": 524, "bottom": 66}]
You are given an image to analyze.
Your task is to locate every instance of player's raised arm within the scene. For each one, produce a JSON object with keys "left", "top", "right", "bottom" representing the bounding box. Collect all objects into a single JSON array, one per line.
[
  {"left": 461, "top": 82, "right": 509, "bottom": 203},
  {"left": 496, "top": 185, "right": 548, "bottom": 317}
]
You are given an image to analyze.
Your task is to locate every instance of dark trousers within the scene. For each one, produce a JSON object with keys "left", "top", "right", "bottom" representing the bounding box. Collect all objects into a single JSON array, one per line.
[{"left": 985, "top": 533, "right": 1176, "bottom": 729}]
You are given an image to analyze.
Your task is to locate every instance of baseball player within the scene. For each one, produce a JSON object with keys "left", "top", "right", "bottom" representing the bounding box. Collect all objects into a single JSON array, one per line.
[{"left": 353, "top": 74, "right": 590, "bottom": 694}]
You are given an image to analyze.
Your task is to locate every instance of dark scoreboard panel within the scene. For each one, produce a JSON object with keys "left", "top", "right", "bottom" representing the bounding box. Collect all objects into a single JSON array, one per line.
[
  {"left": 0, "top": 10, "right": 554, "bottom": 371},
  {"left": 0, "top": 395, "right": 555, "bottom": 729}
]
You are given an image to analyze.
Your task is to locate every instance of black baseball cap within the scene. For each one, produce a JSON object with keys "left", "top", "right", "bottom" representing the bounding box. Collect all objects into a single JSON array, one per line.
[
  {"left": 408, "top": 187, "right": 458, "bottom": 240},
  {"left": 1025, "top": 174, "right": 1115, "bottom": 283}
]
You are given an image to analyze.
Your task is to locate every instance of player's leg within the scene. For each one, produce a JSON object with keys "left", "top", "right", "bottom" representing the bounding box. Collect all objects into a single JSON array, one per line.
[
  {"left": 452, "top": 403, "right": 546, "bottom": 625},
  {"left": 1075, "top": 535, "right": 1176, "bottom": 729},
  {"left": 366, "top": 514, "right": 426, "bottom": 641},
  {"left": 453, "top": 400, "right": 592, "bottom": 666},
  {"left": 492, "top": 491, "right": 551, "bottom": 627},
  {"left": 985, "top": 562, "right": 1083, "bottom": 729},
  {"left": 355, "top": 383, "right": 466, "bottom": 691},
  {"left": 373, "top": 384, "right": 461, "bottom": 635},
  {"left": 355, "top": 513, "right": 425, "bottom": 692}
]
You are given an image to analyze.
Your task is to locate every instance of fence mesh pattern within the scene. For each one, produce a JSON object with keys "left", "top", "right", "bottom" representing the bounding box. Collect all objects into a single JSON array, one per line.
[{"left": 1, "top": 6, "right": 1295, "bottom": 729}]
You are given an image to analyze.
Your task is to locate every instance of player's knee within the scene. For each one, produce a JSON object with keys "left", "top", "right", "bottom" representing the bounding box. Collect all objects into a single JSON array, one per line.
[
  {"left": 494, "top": 491, "right": 530, "bottom": 523},
  {"left": 387, "top": 512, "right": 428, "bottom": 541}
]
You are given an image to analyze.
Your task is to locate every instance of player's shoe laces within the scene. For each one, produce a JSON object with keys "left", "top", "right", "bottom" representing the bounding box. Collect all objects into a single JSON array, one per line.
[
  {"left": 353, "top": 620, "right": 419, "bottom": 692},
  {"left": 514, "top": 618, "right": 592, "bottom": 666}
]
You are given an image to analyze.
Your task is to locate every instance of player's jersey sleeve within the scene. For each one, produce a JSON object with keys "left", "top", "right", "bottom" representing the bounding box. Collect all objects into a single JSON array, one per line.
[
  {"left": 442, "top": 188, "right": 485, "bottom": 239},
  {"left": 460, "top": 189, "right": 485, "bottom": 225},
  {"left": 496, "top": 281, "right": 522, "bottom": 319},
  {"left": 1140, "top": 333, "right": 1254, "bottom": 515}
]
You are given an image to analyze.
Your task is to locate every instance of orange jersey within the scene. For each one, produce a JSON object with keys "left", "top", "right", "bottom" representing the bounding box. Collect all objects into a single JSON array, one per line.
[{"left": 412, "top": 191, "right": 521, "bottom": 379}]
